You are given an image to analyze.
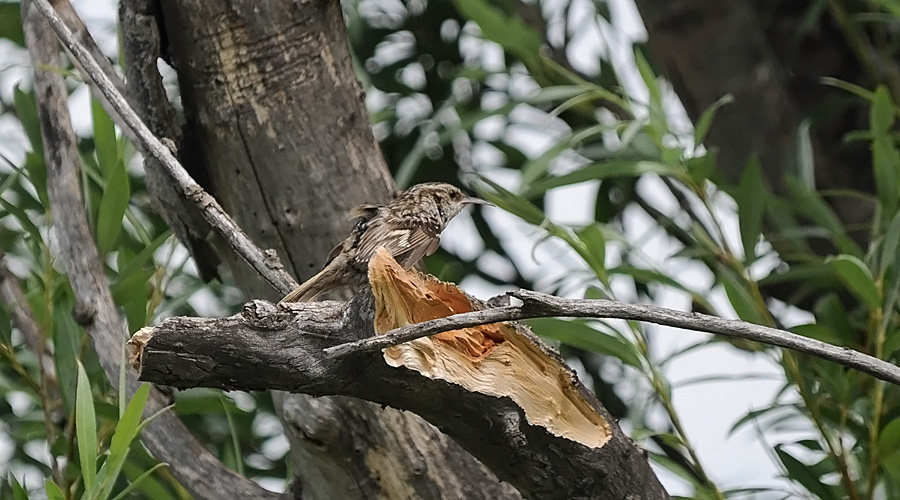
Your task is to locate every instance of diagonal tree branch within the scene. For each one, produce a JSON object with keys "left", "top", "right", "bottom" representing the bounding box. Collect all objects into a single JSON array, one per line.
[
  {"left": 31, "top": 0, "right": 296, "bottom": 294},
  {"left": 21, "top": 2, "right": 278, "bottom": 498},
  {"left": 325, "top": 289, "right": 900, "bottom": 386}
]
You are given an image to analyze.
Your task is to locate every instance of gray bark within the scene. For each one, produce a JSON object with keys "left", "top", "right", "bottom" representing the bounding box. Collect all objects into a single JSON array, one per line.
[
  {"left": 149, "top": 0, "right": 520, "bottom": 497},
  {"left": 22, "top": 1, "right": 278, "bottom": 497},
  {"left": 132, "top": 294, "right": 669, "bottom": 500}
]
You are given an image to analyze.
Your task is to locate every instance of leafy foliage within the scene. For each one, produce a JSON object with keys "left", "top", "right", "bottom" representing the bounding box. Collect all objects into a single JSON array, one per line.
[{"left": 2, "top": 0, "right": 900, "bottom": 498}]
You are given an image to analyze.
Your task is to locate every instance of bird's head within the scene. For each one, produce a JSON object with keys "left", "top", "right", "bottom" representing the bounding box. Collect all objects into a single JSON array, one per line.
[{"left": 397, "top": 182, "right": 492, "bottom": 226}]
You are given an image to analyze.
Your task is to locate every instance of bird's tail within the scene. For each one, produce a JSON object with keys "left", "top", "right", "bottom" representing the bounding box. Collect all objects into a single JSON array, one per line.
[{"left": 279, "top": 256, "right": 347, "bottom": 303}]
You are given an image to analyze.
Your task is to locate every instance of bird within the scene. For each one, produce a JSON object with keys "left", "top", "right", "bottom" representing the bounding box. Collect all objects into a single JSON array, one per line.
[{"left": 280, "top": 182, "right": 491, "bottom": 303}]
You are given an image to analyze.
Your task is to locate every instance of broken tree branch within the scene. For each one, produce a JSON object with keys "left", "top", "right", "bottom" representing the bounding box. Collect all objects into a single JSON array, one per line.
[
  {"left": 31, "top": 0, "right": 296, "bottom": 294},
  {"left": 132, "top": 252, "right": 670, "bottom": 500},
  {"left": 326, "top": 289, "right": 900, "bottom": 386}
]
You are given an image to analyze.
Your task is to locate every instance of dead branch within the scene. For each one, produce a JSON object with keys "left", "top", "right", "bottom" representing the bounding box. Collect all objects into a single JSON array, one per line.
[
  {"left": 30, "top": 0, "right": 296, "bottom": 294},
  {"left": 326, "top": 290, "right": 900, "bottom": 386},
  {"left": 21, "top": 2, "right": 279, "bottom": 498},
  {"left": 132, "top": 252, "right": 669, "bottom": 500}
]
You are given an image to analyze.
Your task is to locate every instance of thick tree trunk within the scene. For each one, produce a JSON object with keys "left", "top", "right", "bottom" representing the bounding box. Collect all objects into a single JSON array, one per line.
[{"left": 148, "top": 0, "right": 520, "bottom": 497}]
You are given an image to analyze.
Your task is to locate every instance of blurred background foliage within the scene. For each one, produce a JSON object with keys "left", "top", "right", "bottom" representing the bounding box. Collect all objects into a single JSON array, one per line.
[{"left": 2, "top": 0, "right": 900, "bottom": 498}]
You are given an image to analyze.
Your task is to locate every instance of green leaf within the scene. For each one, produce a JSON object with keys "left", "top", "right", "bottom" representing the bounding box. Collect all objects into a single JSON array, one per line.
[
  {"left": 791, "top": 324, "right": 845, "bottom": 346},
  {"left": 526, "top": 318, "right": 642, "bottom": 368},
  {"left": 796, "top": 120, "right": 815, "bottom": 189},
  {"left": 575, "top": 224, "right": 607, "bottom": 282},
  {"left": 109, "top": 463, "right": 169, "bottom": 500},
  {"left": 52, "top": 305, "right": 80, "bottom": 414},
  {"left": 92, "top": 99, "right": 118, "bottom": 177},
  {"left": 872, "top": 85, "right": 895, "bottom": 133},
  {"left": 474, "top": 177, "right": 545, "bottom": 226},
  {"left": 221, "top": 394, "right": 245, "bottom": 475},
  {"left": 24, "top": 153, "right": 49, "bottom": 207},
  {"left": 775, "top": 447, "right": 839, "bottom": 500},
  {"left": 452, "top": 0, "right": 542, "bottom": 57},
  {"left": 117, "top": 230, "right": 171, "bottom": 279},
  {"left": 871, "top": 88, "right": 900, "bottom": 218},
  {"left": 719, "top": 266, "right": 767, "bottom": 325},
  {"left": 93, "top": 448, "right": 131, "bottom": 500},
  {"left": 76, "top": 361, "right": 98, "bottom": 496},
  {"left": 9, "top": 474, "right": 27, "bottom": 500},
  {"left": 44, "top": 480, "right": 65, "bottom": 500},
  {"left": 13, "top": 86, "right": 42, "bottom": 151},
  {"left": 827, "top": 255, "right": 880, "bottom": 309},
  {"left": 110, "top": 384, "right": 150, "bottom": 457},
  {"left": 784, "top": 176, "right": 864, "bottom": 257},
  {"left": 0, "top": 198, "right": 41, "bottom": 243},
  {"left": 736, "top": 155, "right": 766, "bottom": 262},
  {"left": 521, "top": 139, "right": 573, "bottom": 185},
  {"left": 96, "top": 161, "right": 131, "bottom": 255},
  {"left": 693, "top": 94, "right": 734, "bottom": 145},
  {"left": 879, "top": 418, "right": 900, "bottom": 456},
  {"left": 685, "top": 149, "right": 717, "bottom": 184},
  {"left": 881, "top": 209, "right": 900, "bottom": 273},
  {"left": 634, "top": 49, "right": 667, "bottom": 141},
  {"left": 112, "top": 269, "right": 153, "bottom": 326},
  {"left": 122, "top": 460, "right": 174, "bottom": 500},
  {"left": 0, "top": 3, "right": 25, "bottom": 46},
  {"left": 523, "top": 161, "right": 681, "bottom": 198}
]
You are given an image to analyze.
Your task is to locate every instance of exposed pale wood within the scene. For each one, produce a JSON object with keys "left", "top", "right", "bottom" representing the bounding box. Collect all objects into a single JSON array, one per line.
[
  {"left": 151, "top": 0, "right": 520, "bottom": 497},
  {"left": 132, "top": 254, "right": 668, "bottom": 500},
  {"left": 370, "top": 250, "right": 612, "bottom": 449}
]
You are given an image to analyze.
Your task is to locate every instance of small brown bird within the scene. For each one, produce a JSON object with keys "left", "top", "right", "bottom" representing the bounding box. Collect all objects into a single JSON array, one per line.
[{"left": 280, "top": 182, "right": 490, "bottom": 303}]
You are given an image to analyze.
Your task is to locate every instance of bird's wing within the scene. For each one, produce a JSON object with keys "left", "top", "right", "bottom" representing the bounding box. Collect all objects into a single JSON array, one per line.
[{"left": 354, "top": 216, "right": 441, "bottom": 268}]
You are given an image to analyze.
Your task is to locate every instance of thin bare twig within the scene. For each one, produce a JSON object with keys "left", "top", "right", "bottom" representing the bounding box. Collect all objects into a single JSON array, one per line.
[
  {"left": 31, "top": 0, "right": 297, "bottom": 294},
  {"left": 22, "top": 2, "right": 279, "bottom": 498},
  {"left": 0, "top": 253, "right": 64, "bottom": 488},
  {"left": 324, "top": 290, "right": 900, "bottom": 387}
]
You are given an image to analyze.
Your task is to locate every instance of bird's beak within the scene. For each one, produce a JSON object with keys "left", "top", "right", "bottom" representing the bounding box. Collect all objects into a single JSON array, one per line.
[{"left": 462, "top": 196, "right": 494, "bottom": 207}]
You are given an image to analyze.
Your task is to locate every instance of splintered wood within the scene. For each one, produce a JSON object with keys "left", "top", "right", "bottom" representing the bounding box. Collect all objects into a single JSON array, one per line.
[{"left": 368, "top": 249, "right": 611, "bottom": 449}]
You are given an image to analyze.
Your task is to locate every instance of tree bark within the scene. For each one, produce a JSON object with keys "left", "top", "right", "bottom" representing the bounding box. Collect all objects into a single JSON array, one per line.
[
  {"left": 146, "top": 0, "right": 520, "bottom": 497},
  {"left": 23, "top": 1, "right": 278, "bottom": 497},
  {"left": 129, "top": 252, "right": 670, "bottom": 500}
]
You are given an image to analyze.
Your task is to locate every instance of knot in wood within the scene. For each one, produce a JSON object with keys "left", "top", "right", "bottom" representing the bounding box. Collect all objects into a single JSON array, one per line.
[
  {"left": 72, "top": 300, "right": 96, "bottom": 326},
  {"left": 241, "top": 300, "right": 294, "bottom": 330}
]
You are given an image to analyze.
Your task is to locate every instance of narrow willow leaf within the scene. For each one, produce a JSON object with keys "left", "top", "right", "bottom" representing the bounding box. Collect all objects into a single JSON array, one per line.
[
  {"left": 473, "top": 177, "right": 545, "bottom": 226},
  {"left": 693, "top": 94, "right": 734, "bottom": 145},
  {"left": 92, "top": 98, "right": 118, "bottom": 177},
  {"left": 109, "top": 383, "right": 150, "bottom": 457},
  {"left": 524, "top": 161, "right": 681, "bottom": 197},
  {"left": 452, "top": 0, "right": 542, "bottom": 57},
  {"left": 45, "top": 480, "right": 65, "bottom": 500},
  {"left": 871, "top": 86, "right": 900, "bottom": 218},
  {"left": 881, "top": 209, "right": 900, "bottom": 273},
  {"left": 526, "top": 318, "right": 642, "bottom": 368},
  {"left": 575, "top": 224, "right": 607, "bottom": 282},
  {"left": 96, "top": 161, "right": 130, "bottom": 255},
  {"left": 736, "top": 155, "right": 766, "bottom": 262},
  {"left": 775, "top": 447, "right": 839, "bottom": 500},
  {"left": 76, "top": 361, "right": 98, "bottom": 496},
  {"left": 13, "top": 86, "right": 42, "bottom": 151},
  {"left": 878, "top": 417, "right": 900, "bottom": 456},
  {"left": 827, "top": 255, "right": 880, "bottom": 309},
  {"left": 109, "top": 463, "right": 169, "bottom": 500}
]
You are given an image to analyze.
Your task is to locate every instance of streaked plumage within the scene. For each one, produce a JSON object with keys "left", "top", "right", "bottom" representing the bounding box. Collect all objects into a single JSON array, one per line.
[{"left": 280, "top": 183, "right": 488, "bottom": 303}]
